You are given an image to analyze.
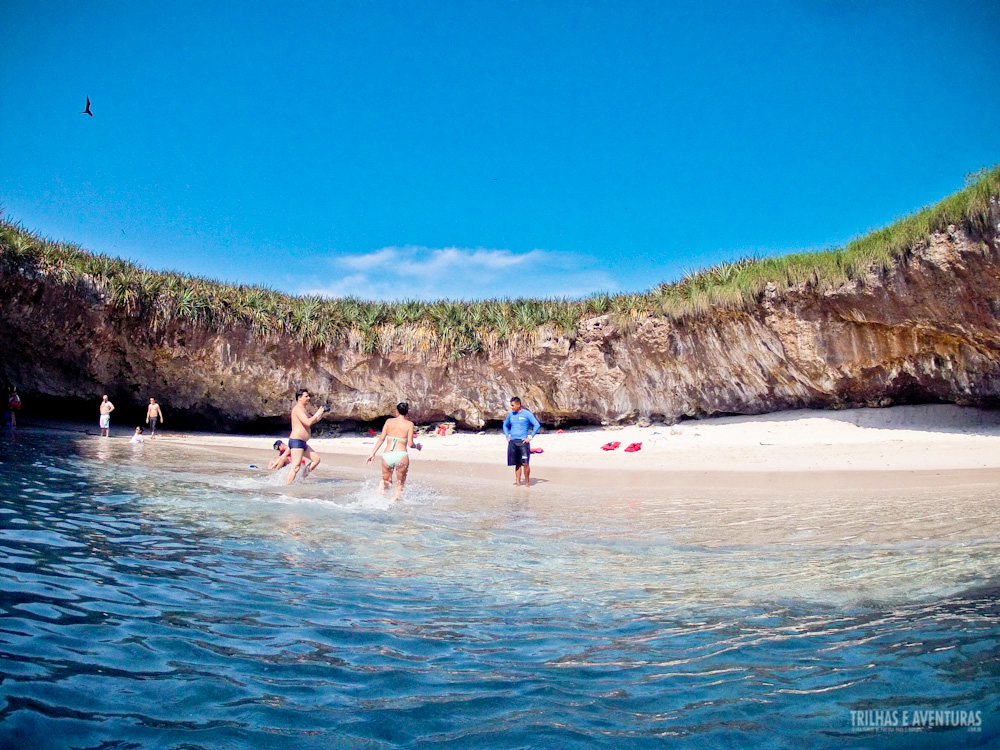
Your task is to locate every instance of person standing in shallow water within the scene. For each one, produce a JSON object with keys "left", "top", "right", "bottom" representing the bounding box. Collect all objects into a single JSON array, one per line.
[
  {"left": 286, "top": 389, "right": 325, "bottom": 485},
  {"left": 367, "top": 402, "right": 422, "bottom": 499},
  {"left": 503, "top": 396, "right": 540, "bottom": 487},
  {"left": 99, "top": 395, "right": 115, "bottom": 437},
  {"left": 7, "top": 388, "right": 20, "bottom": 428}
]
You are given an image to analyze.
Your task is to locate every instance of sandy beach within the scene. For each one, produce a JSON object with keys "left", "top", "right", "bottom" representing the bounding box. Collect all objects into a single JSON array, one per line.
[{"left": 132, "top": 403, "right": 1000, "bottom": 493}]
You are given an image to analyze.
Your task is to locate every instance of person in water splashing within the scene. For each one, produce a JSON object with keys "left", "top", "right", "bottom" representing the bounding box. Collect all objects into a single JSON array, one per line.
[
  {"left": 269, "top": 440, "right": 292, "bottom": 470},
  {"left": 367, "top": 402, "right": 422, "bottom": 499},
  {"left": 268, "top": 439, "right": 310, "bottom": 476},
  {"left": 286, "top": 389, "right": 325, "bottom": 484}
]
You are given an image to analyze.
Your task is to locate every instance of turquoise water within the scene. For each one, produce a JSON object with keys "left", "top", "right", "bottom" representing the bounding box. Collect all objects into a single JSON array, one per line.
[{"left": 0, "top": 430, "right": 997, "bottom": 748}]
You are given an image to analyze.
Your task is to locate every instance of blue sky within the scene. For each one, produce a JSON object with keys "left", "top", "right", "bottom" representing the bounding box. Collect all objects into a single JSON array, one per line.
[{"left": 2, "top": 1, "right": 998, "bottom": 301}]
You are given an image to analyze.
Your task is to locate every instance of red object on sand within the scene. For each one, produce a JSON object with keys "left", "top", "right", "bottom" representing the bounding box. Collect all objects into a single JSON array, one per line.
[
  {"left": 530, "top": 447, "right": 544, "bottom": 454},
  {"left": 601, "top": 441, "right": 621, "bottom": 451},
  {"left": 624, "top": 442, "right": 642, "bottom": 452},
  {"left": 557, "top": 429, "right": 565, "bottom": 434}
]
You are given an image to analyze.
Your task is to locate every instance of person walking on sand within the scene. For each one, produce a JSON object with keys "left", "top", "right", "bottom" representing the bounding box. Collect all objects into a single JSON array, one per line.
[
  {"left": 367, "top": 402, "right": 422, "bottom": 499},
  {"left": 99, "top": 395, "right": 115, "bottom": 437},
  {"left": 503, "top": 396, "right": 540, "bottom": 487},
  {"left": 286, "top": 389, "right": 325, "bottom": 484},
  {"left": 145, "top": 398, "right": 164, "bottom": 438}
]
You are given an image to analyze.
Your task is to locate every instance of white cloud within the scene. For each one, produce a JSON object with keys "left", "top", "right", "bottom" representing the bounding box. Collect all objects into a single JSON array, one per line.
[
  {"left": 298, "top": 246, "right": 620, "bottom": 301},
  {"left": 337, "top": 248, "right": 400, "bottom": 273}
]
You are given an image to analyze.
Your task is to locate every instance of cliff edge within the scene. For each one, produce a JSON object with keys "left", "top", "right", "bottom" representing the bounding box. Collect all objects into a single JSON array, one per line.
[{"left": 2, "top": 183, "right": 999, "bottom": 430}]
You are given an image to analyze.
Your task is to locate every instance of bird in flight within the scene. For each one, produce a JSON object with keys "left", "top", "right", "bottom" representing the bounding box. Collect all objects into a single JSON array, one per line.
[{"left": 80, "top": 96, "right": 93, "bottom": 116}]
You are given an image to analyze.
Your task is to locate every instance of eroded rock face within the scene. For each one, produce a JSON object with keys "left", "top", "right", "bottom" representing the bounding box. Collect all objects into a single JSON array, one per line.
[{"left": 2, "top": 221, "right": 1000, "bottom": 429}]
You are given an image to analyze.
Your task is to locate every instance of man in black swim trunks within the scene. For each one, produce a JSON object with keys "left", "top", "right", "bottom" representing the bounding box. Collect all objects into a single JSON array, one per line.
[
  {"left": 145, "top": 398, "right": 164, "bottom": 439},
  {"left": 286, "top": 389, "right": 325, "bottom": 484},
  {"left": 502, "top": 396, "right": 541, "bottom": 487}
]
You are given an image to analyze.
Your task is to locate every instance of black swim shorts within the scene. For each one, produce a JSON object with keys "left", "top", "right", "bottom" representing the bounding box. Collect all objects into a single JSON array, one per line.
[
  {"left": 507, "top": 439, "right": 530, "bottom": 467},
  {"left": 288, "top": 438, "right": 309, "bottom": 450}
]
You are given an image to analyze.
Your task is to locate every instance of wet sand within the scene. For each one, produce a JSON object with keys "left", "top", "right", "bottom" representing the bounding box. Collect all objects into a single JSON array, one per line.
[
  {"left": 27, "top": 403, "right": 1000, "bottom": 495},
  {"left": 19, "top": 404, "right": 1000, "bottom": 555},
  {"left": 145, "top": 403, "right": 1000, "bottom": 491}
]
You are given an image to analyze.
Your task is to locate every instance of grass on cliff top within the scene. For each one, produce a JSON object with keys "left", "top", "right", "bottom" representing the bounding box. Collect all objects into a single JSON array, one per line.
[{"left": 2, "top": 165, "right": 998, "bottom": 356}]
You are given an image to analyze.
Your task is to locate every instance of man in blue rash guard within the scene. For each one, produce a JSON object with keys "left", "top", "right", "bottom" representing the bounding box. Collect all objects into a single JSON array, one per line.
[{"left": 502, "top": 396, "right": 541, "bottom": 487}]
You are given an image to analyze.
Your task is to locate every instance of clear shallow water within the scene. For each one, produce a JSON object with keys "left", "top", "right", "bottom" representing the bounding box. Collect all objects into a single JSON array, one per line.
[{"left": 1, "top": 431, "right": 998, "bottom": 748}]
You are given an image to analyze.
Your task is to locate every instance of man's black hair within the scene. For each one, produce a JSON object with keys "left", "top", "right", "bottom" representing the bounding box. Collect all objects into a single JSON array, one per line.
[
  {"left": 510, "top": 396, "right": 522, "bottom": 405},
  {"left": 273, "top": 440, "right": 284, "bottom": 450},
  {"left": 295, "top": 389, "right": 309, "bottom": 400}
]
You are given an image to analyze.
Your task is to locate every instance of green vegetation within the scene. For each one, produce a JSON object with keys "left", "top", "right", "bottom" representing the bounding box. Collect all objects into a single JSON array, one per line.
[{"left": 2, "top": 166, "right": 998, "bottom": 355}]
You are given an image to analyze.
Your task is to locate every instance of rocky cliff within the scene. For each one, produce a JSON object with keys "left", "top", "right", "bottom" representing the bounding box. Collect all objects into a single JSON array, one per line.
[{"left": 2, "top": 204, "right": 999, "bottom": 431}]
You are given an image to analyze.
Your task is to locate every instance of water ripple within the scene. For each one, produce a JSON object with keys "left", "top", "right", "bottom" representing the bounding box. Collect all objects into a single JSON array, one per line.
[{"left": 0, "top": 433, "right": 998, "bottom": 747}]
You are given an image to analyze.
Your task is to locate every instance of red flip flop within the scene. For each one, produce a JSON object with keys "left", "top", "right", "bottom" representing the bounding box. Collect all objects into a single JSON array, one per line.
[
  {"left": 530, "top": 447, "right": 544, "bottom": 454},
  {"left": 623, "top": 442, "right": 642, "bottom": 452},
  {"left": 601, "top": 441, "right": 621, "bottom": 451}
]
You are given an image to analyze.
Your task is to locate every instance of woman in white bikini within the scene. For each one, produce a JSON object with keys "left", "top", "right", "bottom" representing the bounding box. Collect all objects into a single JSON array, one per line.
[{"left": 367, "top": 402, "right": 422, "bottom": 499}]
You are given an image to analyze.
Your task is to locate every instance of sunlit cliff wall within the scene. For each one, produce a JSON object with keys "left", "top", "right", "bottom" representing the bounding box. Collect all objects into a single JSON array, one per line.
[{"left": 2, "top": 209, "right": 999, "bottom": 430}]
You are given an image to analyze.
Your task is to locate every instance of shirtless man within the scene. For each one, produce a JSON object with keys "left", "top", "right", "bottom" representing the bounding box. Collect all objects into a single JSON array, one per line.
[
  {"left": 145, "top": 398, "right": 164, "bottom": 439},
  {"left": 366, "top": 402, "right": 422, "bottom": 499},
  {"left": 286, "top": 389, "right": 325, "bottom": 484},
  {"left": 99, "top": 395, "right": 115, "bottom": 437}
]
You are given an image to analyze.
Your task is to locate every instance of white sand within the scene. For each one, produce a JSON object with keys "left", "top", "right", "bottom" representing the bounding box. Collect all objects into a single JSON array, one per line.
[
  {"left": 45, "top": 403, "right": 999, "bottom": 551},
  {"left": 157, "top": 404, "right": 1000, "bottom": 487}
]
